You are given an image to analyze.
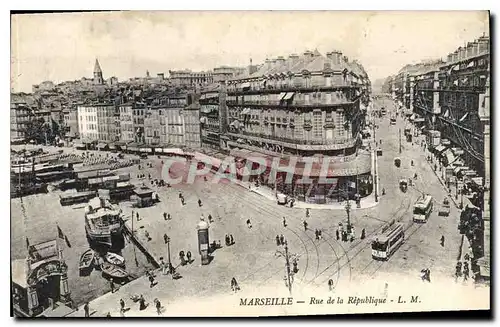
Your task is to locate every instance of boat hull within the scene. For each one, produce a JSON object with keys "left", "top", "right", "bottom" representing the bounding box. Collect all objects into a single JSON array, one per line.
[{"left": 100, "top": 262, "right": 129, "bottom": 279}]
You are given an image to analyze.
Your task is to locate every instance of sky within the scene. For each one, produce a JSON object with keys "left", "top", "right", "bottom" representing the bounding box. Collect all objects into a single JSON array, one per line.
[{"left": 11, "top": 11, "right": 489, "bottom": 93}]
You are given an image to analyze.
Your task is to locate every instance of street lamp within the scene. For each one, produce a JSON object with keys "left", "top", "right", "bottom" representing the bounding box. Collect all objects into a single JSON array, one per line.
[
  {"left": 345, "top": 198, "right": 352, "bottom": 233},
  {"left": 163, "top": 233, "right": 172, "bottom": 277}
]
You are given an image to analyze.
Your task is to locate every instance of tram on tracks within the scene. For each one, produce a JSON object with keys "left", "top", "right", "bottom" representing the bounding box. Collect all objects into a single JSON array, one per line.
[{"left": 371, "top": 220, "right": 405, "bottom": 260}]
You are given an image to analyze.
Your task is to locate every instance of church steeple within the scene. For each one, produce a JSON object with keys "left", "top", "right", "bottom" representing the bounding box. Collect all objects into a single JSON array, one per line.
[{"left": 93, "top": 58, "right": 104, "bottom": 85}]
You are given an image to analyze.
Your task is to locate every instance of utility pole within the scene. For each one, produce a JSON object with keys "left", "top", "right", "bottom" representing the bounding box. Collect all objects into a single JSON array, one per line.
[
  {"left": 345, "top": 195, "right": 352, "bottom": 233},
  {"left": 399, "top": 128, "right": 402, "bottom": 154},
  {"left": 284, "top": 241, "right": 292, "bottom": 295},
  {"left": 163, "top": 233, "right": 172, "bottom": 277}
]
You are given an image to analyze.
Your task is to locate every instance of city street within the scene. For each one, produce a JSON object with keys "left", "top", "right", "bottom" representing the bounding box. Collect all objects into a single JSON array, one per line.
[{"left": 63, "top": 97, "right": 482, "bottom": 317}]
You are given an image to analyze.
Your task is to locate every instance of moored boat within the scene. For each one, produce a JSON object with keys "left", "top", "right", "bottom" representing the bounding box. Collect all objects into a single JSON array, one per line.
[
  {"left": 100, "top": 262, "right": 129, "bottom": 279},
  {"left": 84, "top": 196, "right": 123, "bottom": 247},
  {"left": 105, "top": 252, "right": 125, "bottom": 266},
  {"left": 79, "top": 249, "right": 95, "bottom": 272}
]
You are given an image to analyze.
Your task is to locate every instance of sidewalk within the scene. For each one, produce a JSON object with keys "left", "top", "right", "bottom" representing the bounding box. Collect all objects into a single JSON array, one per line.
[{"left": 235, "top": 178, "right": 379, "bottom": 211}]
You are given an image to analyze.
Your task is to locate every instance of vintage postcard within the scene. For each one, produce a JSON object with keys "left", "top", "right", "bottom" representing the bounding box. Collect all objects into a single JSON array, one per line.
[{"left": 10, "top": 11, "right": 490, "bottom": 317}]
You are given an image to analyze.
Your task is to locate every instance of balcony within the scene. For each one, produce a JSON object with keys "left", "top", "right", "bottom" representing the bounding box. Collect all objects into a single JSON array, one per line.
[
  {"left": 227, "top": 82, "right": 360, "bottom": 96},
  {"left": 226, "top": 96, "right": 359, "bottom": 109},
  {"left": 226, "top": 131, "right": 357, "bottom": 151}
]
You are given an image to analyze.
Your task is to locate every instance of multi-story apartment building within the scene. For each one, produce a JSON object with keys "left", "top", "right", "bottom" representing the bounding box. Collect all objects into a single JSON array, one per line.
[
  {"left": 62, "top": 107, "right": 79, "bottom": 139},
  {"left": 77, "top": 104, "right": 116, "bottom": 142},
  {"left": 199, "top": 85, "right": 222, "bottom": 149},
  {"left": 132, "top": 104, "right": 146, "bottom": 143},
  {"left": 118, "top": 104, "right": 135, "bottom": 143},
  {"left": 216, "top": 50, "right": 372, "bottom": 203},
  {"left": 11, "top": 100, "right": 32, "bottom": 141},
  {"left": 391, "top": 35, "right": 490, "bottom": 279},
  {"left": 169, "top": 69, "right": 214, "bottom": 87},
  {"left": 183, "top": 100, "right": 201, "bottom": 149},
  {"left": 144, "top": 107, "right": 161, "bottom": 146}
]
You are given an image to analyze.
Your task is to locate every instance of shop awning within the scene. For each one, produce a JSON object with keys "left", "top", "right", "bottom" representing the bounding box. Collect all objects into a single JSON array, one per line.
[
  {"left": 242, "top": 108, "right": 251, "bottom": 115},
  {"left": 155, "top": 147, "right": 163, "bottom": 153},
  {"left": 464, "top": 170, "right": 477, "bottom": 177},
  {"left": 443, "top": 110, "right": 449, "bottom": 118},
  {"left": 459, "top": 112, "right": 469, "bottom": 122},
  {"left": 414, "top": 117, "right": 425, "bottom": 123},
  {"left": 454, "top": 166, "right": 466, "bottom": 174},
  {"left": 97, "top": 142, "right": 107, "bottom": 149},
  {"left": 443, "top": 149, "right": 455, "bottom": 164},
  {"left": 279, "top": 92, "right": 287, "bottom": 100},
  {"left": 241, "top": 82, "right": 251, "bottom": 89},
  {"left": 283, "top": 92, "right": 295, "bottom": 100},
  {"left": 434, "top": 145, "right": 446, "bottom": 153}
]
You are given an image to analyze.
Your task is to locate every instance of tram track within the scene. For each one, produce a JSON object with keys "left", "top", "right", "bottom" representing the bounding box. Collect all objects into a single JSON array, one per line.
[{"left": 219, "top": 182, "right": 315, "bottom": 286}]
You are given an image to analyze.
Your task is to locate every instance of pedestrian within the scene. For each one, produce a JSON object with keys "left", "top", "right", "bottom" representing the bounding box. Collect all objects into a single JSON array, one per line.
[
  {"left": 283, "top": 216, "right": 287, "bottom": 227},
  {"left": 198, "top": 199, "right": 202, "bottom": 207},
  {"left": 186, "top": 251, "right": 192, "bottom": 263},
  {"left": 155, "top": 298, "right": 162, "bottom": 315},
  {"left": 179, "top": 251, "right": 186, "bottom": 265},
  {"left": 276, "top": 235, "right": 281, "bottom": 246},
  {"left": 306, "top": 208, "right": 310, "bottom": 218},
  {"left": 109, "top": 278, "right": 115, "bottom": 293},
  {"left": 463, "top": 265, "right": 469, "bottom": 281},
  {"left": 136, "top": 212, "right": 140, "bottom": 221},
  {"left": 167, "top": 213, "right": 171, "bottom": 220},
  {"left": 163, "top": 212, "right": 167, "bottom": 220},
  {"left": 292, "top": 259, "right": 298, "bottom": 273},
  {"left": 464, "top": 253, "right": 470, "bottom": 261},
  {"left": 181, "top": 198, "right": 185, "bottom": 205},
  {"left": 160, "top": 257, "right": 167, "bottom": 275},
  {"left": 318, "top": 230, "right": 322, "bottom": 240},
  {"left": 119, "top": 298, "right": 125, "bottom": 315},
  {"left": 303, "top": 221, "right": 308, "bottom": 231},
  {"left": 230, "top": 234, "right": 234, "bottom": 245},
  {"left": 84, "top": 302, "right": 90, "bottom": 317},
  {"left": 246, "top": 219, "right": 252, "bottom": 229},
  {"left": 336, "top": 229, "right": 340, "bottom": 240},
  {"left": 139, "top": 295, "right": 147, "bottom": 311},
  {"left": 208, "top": 214, "right": 213, "bottom": 223},
  {"left": 280, "top": 234, "right": 285, "bottom": 245},
  {"left": 315, "top": 229, "right": 319, "bottom": 240},
  {"left": 328, "top": 279, "right": 334, "bottom": 291},
  {"left": 225, "top": 234, "right": 230, "bottom": 246},
  {"left": 231, "top": 277, "right": 240, "bottom": 292},
  {"left": 440, "top": 235, "right": 445, "bottom": 247},
  {"left": 149, "top": 274, "right": 156, "bottom": 288},
  {"left": 106, "top": 312, "right": 111, "bottom": 317}
]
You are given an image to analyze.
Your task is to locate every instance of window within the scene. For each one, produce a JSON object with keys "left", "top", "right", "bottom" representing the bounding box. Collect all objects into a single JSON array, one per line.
[{"left": 313, "top": 110, "right": 322, "bottom": 138}]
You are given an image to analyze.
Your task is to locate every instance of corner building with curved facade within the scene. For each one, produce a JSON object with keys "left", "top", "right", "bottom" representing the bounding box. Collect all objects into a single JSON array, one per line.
[{"left": 204, "top": 50, "right": 373, "bottom": 204}]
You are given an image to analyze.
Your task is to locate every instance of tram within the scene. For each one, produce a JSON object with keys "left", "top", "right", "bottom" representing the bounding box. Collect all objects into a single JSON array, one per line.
[{"left": 371, "top": 220, "right": 405, "bottom": 260}]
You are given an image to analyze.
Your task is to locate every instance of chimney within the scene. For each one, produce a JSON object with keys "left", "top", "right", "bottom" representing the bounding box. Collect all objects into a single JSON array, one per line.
[
  {"left": 466, "top": 42, "right": 474, "bottom": 58},
  {"left": 472, "top": 41, "right": 479, "bottom": 56},
  {"left": 477, "top": 36, "right": 489, "bottom": 54}
]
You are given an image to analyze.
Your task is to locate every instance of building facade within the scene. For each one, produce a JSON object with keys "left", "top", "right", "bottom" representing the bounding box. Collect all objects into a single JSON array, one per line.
[
  {"left": 118, "top": 104, "right": 134, "bottom": 143},
  {"left": 199, "top": 85, "right": 222, "bottom": 149},
  {"left": 169, "top": 70, "right": 214, "bottom": 87},
  {"left": 11, "top": 101, "right": 31, "bottom": 141},
  {"left": 62, "top": 107, "right": 79, "bottom": 139},
  {"left": 77, "top": 104, "right": 115, "bottom": 142},
  {"left": 216, "top": 50, "right": 372, "bottom": 203},
  {"left": 391, "top": 35, "right": 490, "bottom": 279}
]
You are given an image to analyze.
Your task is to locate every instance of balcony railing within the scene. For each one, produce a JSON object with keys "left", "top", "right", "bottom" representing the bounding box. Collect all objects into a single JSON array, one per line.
[
  {"left": 228, "top": 130, "right": 356, "bottom": 147},
  {"left": 227, "top": 82, "right": 361, "bottom": 95},
  {"left": 226, "top": 96, "right": 358, "bottom": 108}
]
